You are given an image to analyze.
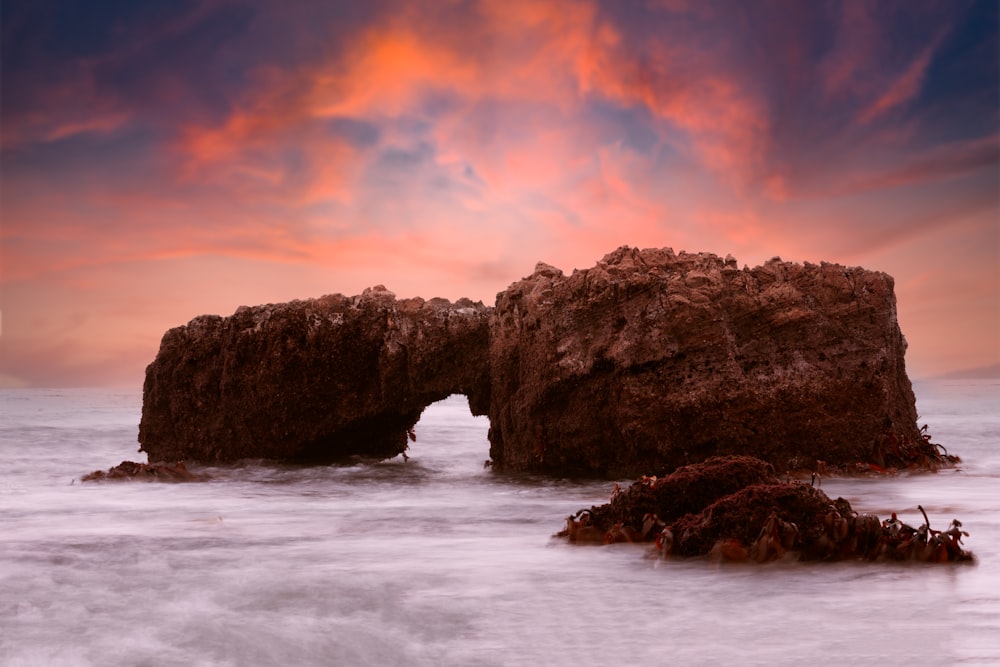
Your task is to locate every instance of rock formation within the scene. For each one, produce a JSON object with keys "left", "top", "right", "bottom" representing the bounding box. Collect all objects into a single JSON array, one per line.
[
  {"left": 487, "top": 247, "right": 931, "bottom": 476},
  {"left": 81, "top": 460, "right": 206, "bottom": 482},
  {"left": 139, "top": 246, "right": 949, "bottom": 476},
  {"left": 139, "top": 288, "right": 490, "bottom": 463},
  {"left": 556, "top": 456, "right": 974, "bottom": 564}
]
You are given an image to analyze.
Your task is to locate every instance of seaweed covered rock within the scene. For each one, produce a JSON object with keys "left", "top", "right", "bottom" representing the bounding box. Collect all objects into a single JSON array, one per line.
[
  {"left": 669, "top": 483, "right": 834, "bottom": 557},
  {"left": 586, "top": 455, "right": 778, "bottom": 530},
  {"left": 489, "top": 247, "right": 944, "bottom": 476},
  {"left": 557, "top": 456, "right": 974, "bottom": 563}
]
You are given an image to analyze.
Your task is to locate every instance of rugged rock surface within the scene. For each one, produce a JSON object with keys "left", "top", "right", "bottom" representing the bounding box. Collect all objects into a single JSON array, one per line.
[
  {"left": 557, "top": 456, "right": 974, "bottom": 564},
  {"left": 139, "top": 288, "right": 490, "bottom": 463},
  {"left": 579, "top": 456, "right": 778, "bottom": 532},
  {"left": 139, "top": 246, "right": 947, "bottom": 476},
  {"left": 488, "top": 247, "right": 931, "bottom": 476},
  {"left": 81, "top": 460, "right": 206, "bottom": 482}
]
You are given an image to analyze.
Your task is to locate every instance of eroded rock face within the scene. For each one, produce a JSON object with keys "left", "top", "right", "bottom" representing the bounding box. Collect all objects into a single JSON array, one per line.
[
  {"left": 139, "top": 287, "right": 490, "bottom": 463},
  {"left": 487, "top": 247, "right": 924, "bottom": 476},
  {"left": 139, "top": 246, "right": 940, "bottom": 476}
]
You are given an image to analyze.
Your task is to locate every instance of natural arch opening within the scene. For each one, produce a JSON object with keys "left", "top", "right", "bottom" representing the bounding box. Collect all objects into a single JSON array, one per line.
[{"left": 402, "top": 394, "right": 490, "bottom": 468}]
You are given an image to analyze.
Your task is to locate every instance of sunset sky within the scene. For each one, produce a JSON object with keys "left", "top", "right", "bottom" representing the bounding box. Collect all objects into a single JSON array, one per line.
[{"left": 1, "top": 0, "right": 998, "bottom": 388}]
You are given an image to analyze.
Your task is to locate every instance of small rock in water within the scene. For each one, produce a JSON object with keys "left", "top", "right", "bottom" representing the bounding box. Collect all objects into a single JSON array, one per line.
[
  {"left": 81, "top": 460, "right": 206, "bottom": 482},
  {"left": 556, "top": 455, "right": 975, "bottom": 564}
]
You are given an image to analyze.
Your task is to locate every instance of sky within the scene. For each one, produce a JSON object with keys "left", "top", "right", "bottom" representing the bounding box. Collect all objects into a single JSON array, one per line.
[{"left": 1, "top": 0, "right": 998, "bottom": 388}]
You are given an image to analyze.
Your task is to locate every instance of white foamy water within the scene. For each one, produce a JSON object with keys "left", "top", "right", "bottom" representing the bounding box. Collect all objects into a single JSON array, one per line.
[{"left": 2, "top": 381, "right": 999, "bottom": 665}]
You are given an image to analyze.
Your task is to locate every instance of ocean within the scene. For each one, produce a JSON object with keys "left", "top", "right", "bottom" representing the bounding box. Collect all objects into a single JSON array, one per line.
[{"left": 2, "top": 380, "right": 999, "bottom": 666}]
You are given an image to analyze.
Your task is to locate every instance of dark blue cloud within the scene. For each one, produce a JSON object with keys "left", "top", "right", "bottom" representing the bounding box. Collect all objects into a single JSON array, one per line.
[
  {"left": 2, "top": 0, "right": 199, "bottom": 63},
  {"left": 326, "top": 117, "right": 381, "bottom": 149},
  {"left": 1, "top": 0, "right": 390, "bottom": 129},
  {"left": 2, "top": 0, "right": 255, "bottom": 126},
  {"left": 583, "top": 102, "right": 659, "bottom": 154},
  {"left": 375, "top": 142, "right": 436, "bottom": 171},
  {"left": 918, "top": 0, "right": 999, "bottom": 142}
]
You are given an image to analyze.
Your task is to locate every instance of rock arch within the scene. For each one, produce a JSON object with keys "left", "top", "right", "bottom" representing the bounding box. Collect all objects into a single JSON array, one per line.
[
  {"left": 139, "top": 287, "right": 491, "bottom": 464},
  {"left": 140, "top": 247, "right": 942, "bottom": 476}
]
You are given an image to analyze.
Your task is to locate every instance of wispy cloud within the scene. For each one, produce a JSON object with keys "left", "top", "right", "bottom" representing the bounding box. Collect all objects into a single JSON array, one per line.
[{"left": 857, "top": 28, "right": 951, "bottom": 125}]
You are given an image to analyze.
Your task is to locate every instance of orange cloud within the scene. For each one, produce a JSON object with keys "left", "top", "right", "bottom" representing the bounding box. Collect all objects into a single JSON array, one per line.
[
  {"left": 178, "top": 104, "right": 361, "bottom": 207},
  {"left": 172, "top": 0, "right": 773, "bottom": 211},
  {"left": 572, "top": 29, "right": 770, "bottom": 188},
  {"left": 307, "top": 30, "right": 479, "bottom": 119}
]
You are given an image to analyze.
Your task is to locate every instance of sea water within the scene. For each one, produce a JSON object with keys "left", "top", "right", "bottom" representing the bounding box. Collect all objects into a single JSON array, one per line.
[{"left": 1, "top": 381, "right": 998, "bottom": 666}]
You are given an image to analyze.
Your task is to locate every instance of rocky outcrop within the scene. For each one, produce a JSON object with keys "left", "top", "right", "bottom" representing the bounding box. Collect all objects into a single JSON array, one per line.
[
  {"left": 81, "top": 460, "right": 206, "bottom": 482},
  {"left": 139, "top": 246, "right": 947, "bottom": 476},
  {"left": 139, "top": 288, "right": 490, "bottom": 463},
  {"left": 488, "top": 247, "right": 931, "bottom": 476},
  {"left": 557, "top": 456, "right": 974, "bottom": 563}
]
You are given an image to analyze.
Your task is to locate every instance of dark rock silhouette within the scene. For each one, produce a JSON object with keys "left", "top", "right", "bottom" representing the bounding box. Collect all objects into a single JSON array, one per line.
[
  {"left": 487, "top": 247, "right": 934, "bottom": 476},
  {"left": 81, "top": 460, "right": 205, "bottom": 482},
  {"left": 556, "top": 455, "right": 974, "bottom": 563},
  {"left": 139, "top": 246, "right": 950, "bottom": 476},
  {"left": 139, "top": 287, "right": 490, "bottom": 463}
]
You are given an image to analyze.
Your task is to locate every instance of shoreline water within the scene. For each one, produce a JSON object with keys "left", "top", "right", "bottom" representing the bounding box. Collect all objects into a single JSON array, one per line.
[{"left": 1, "top": 380, "right": 998, "bottom": 665}]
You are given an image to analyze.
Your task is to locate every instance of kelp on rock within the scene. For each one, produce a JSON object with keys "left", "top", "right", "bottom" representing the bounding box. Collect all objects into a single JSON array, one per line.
[{"left": 556, "top": 456, "right": 974, "bottom": 564}]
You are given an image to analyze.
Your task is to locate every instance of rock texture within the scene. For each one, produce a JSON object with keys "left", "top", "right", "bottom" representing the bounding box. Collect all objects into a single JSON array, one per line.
[
  {"left": 139, "top": 288, "right": 490, "bottom": 463},
  {"left": 488, "top": 247, "right": 927, "bottom": 476},
  {"left": 139, "top": 246, "right": 944, "bottom": 476},
  {"left": 81, "top": 460, "right": 206, "bottom": 482},
  {"left": 557, "top": 456, "right": 974, "bottom": 564}
]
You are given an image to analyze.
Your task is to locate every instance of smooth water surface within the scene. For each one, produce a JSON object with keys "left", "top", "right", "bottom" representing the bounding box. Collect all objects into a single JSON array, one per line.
[{"left": 2, "top": 381, "right": 999, "bottom": 665}]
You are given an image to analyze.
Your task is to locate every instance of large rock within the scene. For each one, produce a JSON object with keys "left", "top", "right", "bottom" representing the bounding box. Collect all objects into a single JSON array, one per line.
[
  {"left": 139, "top": 288, "right": 490, "bottom": 462},
  {"left": 487, "top": 247, "right": 924, "bottom": 476},
  {"left": 139, "top": 246, "right": 943, "bottom": 475}
]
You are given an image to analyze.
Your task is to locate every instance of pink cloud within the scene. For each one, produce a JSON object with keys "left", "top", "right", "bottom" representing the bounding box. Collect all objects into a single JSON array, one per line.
[
  {"left": 820, "top": 2, "right": 881, "bottom": 101},
  {"left": 839, "top": 135, "right": 1000, "bottom": 195},
  {"left": 857, "top": 29, "right": 949, "bottom": 126},
  {"left": 170, "top": 0, "right": 774, "bottom": 206},
  {"left": 0, "top": 72, "right": 134, "bottom": 149},
  {"left": 3, "top": 0, "right": 996, "bottom": 386}
]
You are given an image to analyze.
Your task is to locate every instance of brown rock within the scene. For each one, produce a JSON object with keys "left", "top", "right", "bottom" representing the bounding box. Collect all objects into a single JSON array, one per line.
[
  {"left": 138, "top": 246, "right": 948, "bottom": 475},
  {"left": 557, "top": 455, "right": 975, "bottom": 563},
  {"left": 487, "top": 246, "right": 932, "bottom": 476},
  {"left": 81, "top": 460, "right": 205, "bottom": 482},
  {"left": 669, "top": 482, "right": 832, "bottom": 557},
  {"left": 580, "top": 455, "right": 778, "bottom": 531},
  {"left": 139, "top": 289, "right": 490, "bottom": 463}
]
